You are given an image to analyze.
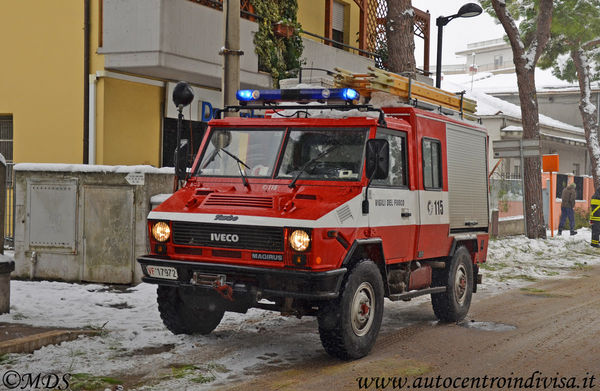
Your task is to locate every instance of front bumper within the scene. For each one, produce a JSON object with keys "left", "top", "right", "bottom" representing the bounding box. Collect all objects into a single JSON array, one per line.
[{"left": 137, "top": 255, "right": 346, "bottom": 300}]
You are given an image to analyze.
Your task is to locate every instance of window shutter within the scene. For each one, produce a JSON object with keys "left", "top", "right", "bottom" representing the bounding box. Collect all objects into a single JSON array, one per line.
[{"left": 332, "top": 1, "right": 345, "bottom": 32}]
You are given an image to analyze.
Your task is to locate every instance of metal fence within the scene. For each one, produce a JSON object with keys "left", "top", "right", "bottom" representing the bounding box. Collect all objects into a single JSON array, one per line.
[{"left": 489, "top": 175, "right": 524, "bottom": 219}]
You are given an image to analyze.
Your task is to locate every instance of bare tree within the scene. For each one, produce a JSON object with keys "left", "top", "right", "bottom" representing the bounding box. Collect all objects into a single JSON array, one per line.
[
  {"left": 572, "top": 44, "right": 600, "bottom": 189},
  {"left": 538, "top": 0, "right": 600, "bottom": 188},
  {"left": 385, "top": 0, "right": 416, "bottom": 76},
  {"left": 482, "top": 0, "right": 553, "bottom": 239}
]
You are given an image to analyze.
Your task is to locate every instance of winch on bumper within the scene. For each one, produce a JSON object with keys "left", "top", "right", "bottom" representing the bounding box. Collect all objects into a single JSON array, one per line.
[{"left": 137, "top": 255, "right": 347, "bottom": 301}]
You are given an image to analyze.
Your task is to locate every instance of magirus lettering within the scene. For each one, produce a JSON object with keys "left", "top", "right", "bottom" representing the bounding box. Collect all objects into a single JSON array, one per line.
[{"left": 210, "top": 233, "right": 240, "bottom": 242}]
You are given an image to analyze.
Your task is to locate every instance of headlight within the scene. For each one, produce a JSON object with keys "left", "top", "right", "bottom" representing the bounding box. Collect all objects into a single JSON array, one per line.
[
  {"left": 152, "top": 222, "right": 171, "bottom": 242},
  {"left": 289, "top": 229, "right": 310, "bottom": 252}
]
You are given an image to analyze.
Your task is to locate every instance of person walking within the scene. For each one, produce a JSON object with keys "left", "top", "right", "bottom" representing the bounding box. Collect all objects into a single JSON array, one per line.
[
  {"left": 558, "top": 182, "right": 577, "bottom": 235},
  {"left": 590, "top": 187, "right": 600, "bottom": 247}
]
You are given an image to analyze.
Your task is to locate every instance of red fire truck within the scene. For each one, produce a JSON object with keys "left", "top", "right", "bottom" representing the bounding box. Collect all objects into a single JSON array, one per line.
[{"left": 138, "top": 86, "right": 489, "bottom": 360}]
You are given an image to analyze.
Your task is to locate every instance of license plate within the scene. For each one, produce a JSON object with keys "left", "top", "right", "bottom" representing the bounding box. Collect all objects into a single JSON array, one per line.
[{"left": 146, "top": 265, "right": 178, "bottom": 280}]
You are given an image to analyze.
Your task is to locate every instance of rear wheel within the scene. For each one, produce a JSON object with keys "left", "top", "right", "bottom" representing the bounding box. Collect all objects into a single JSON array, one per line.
[
  {"left": 318, "top": 260, "right": 384, "bottom": 360},
  {"left": 157, "top": 286, "right": 225, "bottom": 335},
  {"left": 431, "top": 246, "right": 473, "bottom": 322}
]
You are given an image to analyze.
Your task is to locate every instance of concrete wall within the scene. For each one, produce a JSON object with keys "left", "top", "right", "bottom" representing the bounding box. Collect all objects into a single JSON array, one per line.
[
  {"left": 498, "top": 217, "right": 525, "bottom": 237},
  {"left": 13, "top": 165, "right": 173, "bottom": 284},
  {"left": 101, "top": 0, "right": 271, "bottom": 89},
  {"left": 301, "top": 37, "right": 375, "bottom": 74}
]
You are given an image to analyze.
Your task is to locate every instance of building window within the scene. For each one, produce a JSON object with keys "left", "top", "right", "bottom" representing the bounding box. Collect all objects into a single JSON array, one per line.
[
  {"left": 573, "top": 163, "right": 580, "bottom": 176},
  {"left": 332, "top": 1, "right": 346, "bottom": 49},
  {"left": 373, "top": 130, "right": 408, "bottom": 187},
  {"left": 422, "top": 138, "right": 442, "bottom": 189},
  {"left": 513, "top": 163, "right": 520, "bottom": 179},
  {"left": 494, "top": 55, "right": 503, "bottom": 69}
]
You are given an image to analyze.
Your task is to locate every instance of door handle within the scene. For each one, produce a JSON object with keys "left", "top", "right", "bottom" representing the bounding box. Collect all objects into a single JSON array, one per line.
[{"left": 401, "top": 212, "right": 412, "bottom": 218}]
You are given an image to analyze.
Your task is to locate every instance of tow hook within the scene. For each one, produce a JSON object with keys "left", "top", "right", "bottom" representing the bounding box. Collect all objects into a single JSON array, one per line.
[
  {"left": 191, "top": 272, "right": 234, "bottom": 301},
  {"left": 215, "top": 283, "right": 234, "bottom": 301}
]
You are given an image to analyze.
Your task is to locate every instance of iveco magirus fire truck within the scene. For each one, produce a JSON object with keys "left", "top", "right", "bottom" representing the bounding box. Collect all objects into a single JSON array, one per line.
[{"left": 138, "top": 85, "right": 489, "bottom": 360}]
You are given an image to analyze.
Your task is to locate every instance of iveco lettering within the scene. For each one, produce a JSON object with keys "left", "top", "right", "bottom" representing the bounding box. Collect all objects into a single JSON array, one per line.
[
  {"left": 210, "top": 233, "right": 239, "bottom": 242},
  {"left": 138, "top": 86, "right": 489, "bottom": 360}
]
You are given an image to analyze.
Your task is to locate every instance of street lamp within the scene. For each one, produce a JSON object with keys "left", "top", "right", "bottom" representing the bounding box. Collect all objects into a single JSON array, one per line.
[{"left": 435, "top": 3, "right": 483, "bottom": 88}]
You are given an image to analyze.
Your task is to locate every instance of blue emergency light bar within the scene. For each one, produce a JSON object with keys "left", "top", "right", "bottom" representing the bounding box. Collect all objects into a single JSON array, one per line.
[{"left": 236, "top": 88, "right": 359, "bottom": 104}]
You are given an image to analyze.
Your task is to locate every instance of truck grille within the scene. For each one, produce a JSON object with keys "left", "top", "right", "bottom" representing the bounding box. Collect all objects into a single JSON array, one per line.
[
  {"left": 172, "top": 222, "right": 284, "bottom": 252},
  {"left": 203, "top": 194, "right": 273, "bottom": 208}
]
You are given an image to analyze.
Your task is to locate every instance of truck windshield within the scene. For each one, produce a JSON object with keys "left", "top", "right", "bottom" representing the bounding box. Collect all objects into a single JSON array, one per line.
[
  {"left": 277, "top": 128, "right": 368, "bottom": 181},
  {"left": 197, "top": 128, "right": 285, "bottom": 177}
]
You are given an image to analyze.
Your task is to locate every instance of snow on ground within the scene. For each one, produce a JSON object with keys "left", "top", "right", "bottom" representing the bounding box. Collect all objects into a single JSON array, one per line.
[
  {"left": 480, "top": 228, "right": 600, "bottom": 295},
  {"left": 1, "top": 230, "right": 599, "bottom": 389}
]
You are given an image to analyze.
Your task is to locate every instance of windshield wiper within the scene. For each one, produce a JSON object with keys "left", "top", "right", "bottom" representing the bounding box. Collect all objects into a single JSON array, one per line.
[
  {"left": 220, "top": 148, "right": 251, "bottom": 188},
  {"left": 199, "top": 148, "right": 251, "bottom": 187},
  {"left": 288, "top": 144, "right": 340, "bottom": 188},
  {"left": 200, "top": 148, "right": 220, "bottom": 171}
]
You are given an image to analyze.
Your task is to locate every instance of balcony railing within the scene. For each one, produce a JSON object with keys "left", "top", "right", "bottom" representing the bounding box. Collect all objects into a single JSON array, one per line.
[{"left": 187, "top": 0, "right": 258, "bottom": 20}]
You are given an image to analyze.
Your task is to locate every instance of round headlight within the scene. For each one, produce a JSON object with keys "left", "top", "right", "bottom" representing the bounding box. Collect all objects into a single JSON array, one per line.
[
  {"left": 289, "top": 230, "right": 310, "bottom": 252},
  {"left": 152, "top": 221, "right": 171, "bottom": 242}
]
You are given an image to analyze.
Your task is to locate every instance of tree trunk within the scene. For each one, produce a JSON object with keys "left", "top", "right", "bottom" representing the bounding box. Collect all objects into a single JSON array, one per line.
[
  {"left": 386, "top": 0, "right": 416, "bottom": 76},
  {"left": 572, "top": 48, "right": 600, "bottom": 190},
  {"left": 515, "top": 68, "right": 547, "bottom": 239},
  {"left": 491, "top": 0, "right": 552, "bottom": 239}
]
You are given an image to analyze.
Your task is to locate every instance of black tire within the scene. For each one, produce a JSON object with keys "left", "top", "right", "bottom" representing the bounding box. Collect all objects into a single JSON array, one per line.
[
  {"left": 431, "top": 246, "right": 473, "bottom": 322},
  {"left": 157, "top": 285, "right": 225, "bottom": 335},
  {"left": 318, "top": 260, "right": 384, "bottom": 360}
]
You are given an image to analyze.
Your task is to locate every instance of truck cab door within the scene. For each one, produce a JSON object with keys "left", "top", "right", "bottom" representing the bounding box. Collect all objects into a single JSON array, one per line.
[
  {"left": 416, "top": 137, "right": 450, "bottom": 259},
  {"left": 368, "top": 129, "right": 417, "bottom": 262}
]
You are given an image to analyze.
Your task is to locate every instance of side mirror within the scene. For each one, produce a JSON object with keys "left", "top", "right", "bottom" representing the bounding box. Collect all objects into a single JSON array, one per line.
[
  {"left": 365, "top": 139, "right": 389, "bottom": 180},
  {"left": 175, "top": 139, "right": 189, "bottom": 180},
  {"left": 211, "top": 130, "right": 232, "bottom": 149}
]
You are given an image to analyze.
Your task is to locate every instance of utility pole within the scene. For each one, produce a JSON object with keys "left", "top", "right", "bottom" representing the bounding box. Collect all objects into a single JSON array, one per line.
[{"left": 220, "top": 0, "right": 243, "bottom": 116}]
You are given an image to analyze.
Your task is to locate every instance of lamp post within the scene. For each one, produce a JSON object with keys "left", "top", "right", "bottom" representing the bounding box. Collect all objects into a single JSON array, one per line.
[{"left": 435, "top": 3, "right": 483, "bottom": 88}]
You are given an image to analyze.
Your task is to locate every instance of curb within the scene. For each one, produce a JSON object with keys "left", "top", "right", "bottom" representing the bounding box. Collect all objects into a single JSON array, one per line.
[{"left": 0, "top": 329, "right": 101, "bottom": 355}]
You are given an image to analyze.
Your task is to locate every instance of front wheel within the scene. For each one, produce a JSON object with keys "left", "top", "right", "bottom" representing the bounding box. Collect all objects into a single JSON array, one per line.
[
  {"left": 157, "top": 286, "right": 225, "bottom": 335},
  {"left": 318, "top": 260, "right": 384, "bottom": 360},
  {"left": 431, "top": 246, "right": 473, "bottom": 322}
]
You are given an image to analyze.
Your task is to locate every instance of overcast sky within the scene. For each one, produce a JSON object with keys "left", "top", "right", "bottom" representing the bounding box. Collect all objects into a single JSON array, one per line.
[{"left": 410, "top": 0, "right": 506, "bottom": 67}]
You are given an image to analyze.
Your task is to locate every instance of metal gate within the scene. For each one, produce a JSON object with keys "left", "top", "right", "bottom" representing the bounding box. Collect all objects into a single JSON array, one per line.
[{"left": 0, "top": 116, "right": 13, "bottom": 249}]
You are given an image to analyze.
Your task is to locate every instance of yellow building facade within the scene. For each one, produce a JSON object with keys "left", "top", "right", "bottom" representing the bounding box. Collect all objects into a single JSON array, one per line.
[{"left": 0, "top": 1, "right": 165, "bottom": 167}]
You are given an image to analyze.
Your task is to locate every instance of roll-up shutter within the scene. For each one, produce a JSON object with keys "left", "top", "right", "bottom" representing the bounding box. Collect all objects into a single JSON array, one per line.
[{"left": 446, "top": 123, "right": 489, "bottom": 230}]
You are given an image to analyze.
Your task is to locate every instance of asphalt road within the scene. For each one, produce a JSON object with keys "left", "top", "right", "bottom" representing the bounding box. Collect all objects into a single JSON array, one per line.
[{"left": 216, "top": 265, "right": 600, "bottom": 391}]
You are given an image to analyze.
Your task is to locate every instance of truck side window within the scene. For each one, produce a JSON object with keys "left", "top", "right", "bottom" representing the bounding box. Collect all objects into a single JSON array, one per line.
[
  {"left": 423, "top": 138, "right": 442, "bottom": 189},
  {"left": 373, "top": 131, "right": 407, "bottom": 187}
]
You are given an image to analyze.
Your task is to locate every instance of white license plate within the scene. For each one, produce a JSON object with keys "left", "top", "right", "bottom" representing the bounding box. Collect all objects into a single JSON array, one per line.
[{"left": 146, "top": 265, "right": 178, "bottom": 280}]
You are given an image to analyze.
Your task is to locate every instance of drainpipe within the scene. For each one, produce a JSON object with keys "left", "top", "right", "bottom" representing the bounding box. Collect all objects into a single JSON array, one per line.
[
  {"left": 89, "top": 74, "right": 97, "bottom": 165},
  {"left": 83, "top": 0, "right": 90, "bottom": 163}
]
